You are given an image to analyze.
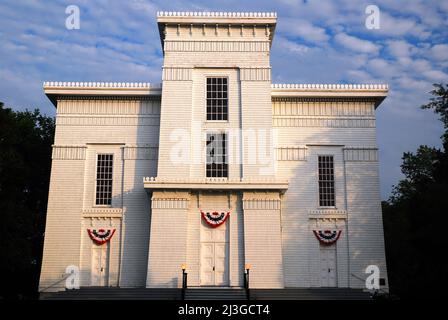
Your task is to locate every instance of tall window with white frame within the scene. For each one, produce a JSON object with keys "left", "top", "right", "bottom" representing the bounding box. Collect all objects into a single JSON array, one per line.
[
  {"left": 206, "top": 77, "right": 228, "bottom": 121},
  {"left": 318, "top": 155, "right": 335, "bottom": 207},
  {"left": 95, "top": 154, "right": 113, "bottom": 206},
  {"left": 206, "top": 133, "right": 228, "bottom": 178}
]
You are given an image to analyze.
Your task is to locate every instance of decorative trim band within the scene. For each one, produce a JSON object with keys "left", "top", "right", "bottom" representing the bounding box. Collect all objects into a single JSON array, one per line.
[
  {"left": 344, "top": 148, "right": 378, "bottom": 162},
  {"left": 309, "top": 209, "right": 347, "bottom": 215},
  {"left": 123, "top": 146, "right": 159, "bottom": 160},
  {"left": 56, "top": 95, "right": 161, "bottom": 102},
  {"left": 163, "top": 67, "right": 193, "bottom": 81},
  {"left": 157, "top": 12, "right": 277, "bottom": 18},
  {"left": 272, "top": 97, "right": 378, "bottom": 103},
  {"left": 83, "top": 208, "right": 123, "bottom": 218},
  {"left": 308, "top": 209, "right": 347, "bottom": 220},
  {"left": 52, "top": 145, "right": 86, "bottom": 160},
  {"left": 272, "top": 83, "right": 388, "bottom": 90},
  {"left": 164, "top": 40, "right": 270, "bottom": 52},
  {"left": 44, "top": 82, "right": 162, "bottom": 89},
  {"left": 83, "top": 208, "right": 123, "bottom": 214},
  {"left": 240, "top": 68, "right": 271, "bottom": 81},
  {"left": 58, "top": 100, "right": 160, "bottom": 115},
  {"left": 273, "top": 117, "right": 375, "bottom": 128},
  {"left": 276, "top": 147, "right": 307, "bottom": 161},
  {"left": 144, "top": 177, "right": 285, "bottom": 183},
  {"left": 152, "top": 198, "right": 189, "bottom": 209},
  {"left": 83, "top": 213, "right": 123, "bottom": 219},
  {"left": 272, "top": 99, "right": 375, "bottom": 116},
  {"left": 243, "top": 199, "right": 281, "bottom": 210},
  {"left": 56, "top": 116, "right": 160, "bottom": 126}
]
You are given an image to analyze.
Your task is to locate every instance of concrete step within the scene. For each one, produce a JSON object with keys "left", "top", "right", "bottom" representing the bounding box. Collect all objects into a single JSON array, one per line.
[
  {"left": 185, "top": 288, "right": 247, "bottom": 300},
  {"left": 250, "top": 288, "right": 372, "bottom": 300},
  {"left": 41, "top": 287, "right": 372, "bottom": 300},
  {"left": 41, "top": 288, "right": 182, "bottom": 300}
]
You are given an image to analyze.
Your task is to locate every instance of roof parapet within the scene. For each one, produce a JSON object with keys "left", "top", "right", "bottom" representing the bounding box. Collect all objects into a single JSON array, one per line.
[
  {"left": 43, "top": 82, "right": 162, "bottom": 107},
  {"left": 43, "top": 82, "right": 162, "bottom": 89},
  {"left": 271, "top": 83, "right": 388, "bottom": 90},
  {"left": 156, "top": 11, "right": 277, "bottom": 18}
]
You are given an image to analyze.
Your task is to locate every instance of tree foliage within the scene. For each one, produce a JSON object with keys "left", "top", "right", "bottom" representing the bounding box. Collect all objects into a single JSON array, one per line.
[
  {"left": 383, "top": 83, "right": 448, "bottom": 298},
  {"left": 0, "top": 102, "right": 54, "bottom": 299}
]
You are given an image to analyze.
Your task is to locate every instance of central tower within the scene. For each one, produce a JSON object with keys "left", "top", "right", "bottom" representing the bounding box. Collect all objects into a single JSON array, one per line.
[
  {"left": 146, "top": 12, "right": 285, "bottom": 289},
  {"left": 156, "top": 11, "right": 277, "bottom": 179}
]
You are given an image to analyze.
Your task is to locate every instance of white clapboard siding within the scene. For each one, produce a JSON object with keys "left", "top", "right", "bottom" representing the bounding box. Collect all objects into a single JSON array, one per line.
[{"left": 39, "top": 99, "right": 160, "bottom": 292}]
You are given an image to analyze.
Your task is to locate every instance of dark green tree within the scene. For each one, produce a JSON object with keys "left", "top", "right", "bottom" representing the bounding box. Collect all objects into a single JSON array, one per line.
[
  {"left": 383, "top": 84, "right": 448, "bottom": 298},
  {"left": 0, "top": 102, "right": 55, "bottom": 299}
]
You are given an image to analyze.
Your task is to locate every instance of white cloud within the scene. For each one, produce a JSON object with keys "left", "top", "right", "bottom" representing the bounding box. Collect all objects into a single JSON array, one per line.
[
  {"left": 439, "top": 1, "right": 448, "bottom": 13},
  {"left": 411, "top": 59, "right": 432, "bottom": 73},
  {"left": 278, "top": 18, "right": 329, "bottom": 44},
  {"left": 276, "top": 36, "right": 310, "bottom": 55},
  {"left": 378, "top": 11, "right": 430, "bottom": 39},
  {"left": 277, "top": 0, "right": 339, "bottom": 22},
  {"left": 347, "top": 69, "right": 376, "bottom": 83},
  {"left": 334, "top": 32, "right": 380, "bottom": 54},
  {"left": 367, "top": 58, "right": 399, "bottom": 78},
  {"left": 422, "top": 70, "right": 448, "bottom": 82},
  {"left": 396, "top": 76, "right": 432, "bottom": 91},
  {"left": 430, "top": 44, "right": 448, "bottom": 61},
  {"left": 386, "top": 40, "right": 415, "bottom": 58}
]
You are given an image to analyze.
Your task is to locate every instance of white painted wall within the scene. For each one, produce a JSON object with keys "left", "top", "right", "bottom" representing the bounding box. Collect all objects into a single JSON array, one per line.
[
  {"left": 274, "top": 98, "right": 388, "bottom": 290},
  {"left": 39, "top": 99, "right": 160, "bottom": 292}
]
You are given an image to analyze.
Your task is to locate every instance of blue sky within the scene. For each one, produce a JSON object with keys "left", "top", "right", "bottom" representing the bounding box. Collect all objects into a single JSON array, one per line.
[{"left": 1, "top": 0, "right": 447, "bottom": 199}]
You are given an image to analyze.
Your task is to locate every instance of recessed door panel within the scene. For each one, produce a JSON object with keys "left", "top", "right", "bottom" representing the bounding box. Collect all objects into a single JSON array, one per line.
[
  {"left": 320, "top": 245, "right": 337, "bottom": 287},
  {"left": 91, "top": 244, "right": 109, "bottom": 286},
  {"left": 200, "top": 243, "right": 215, "bottom": 286}
]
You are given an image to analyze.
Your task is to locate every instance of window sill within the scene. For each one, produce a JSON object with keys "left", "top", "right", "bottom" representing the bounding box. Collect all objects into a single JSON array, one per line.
[
  {"left": 83, "top": 207, "right": 123, "bottom": 218},
  {"left": 308, "top": 208, "right": 347, "bottom": 220}
]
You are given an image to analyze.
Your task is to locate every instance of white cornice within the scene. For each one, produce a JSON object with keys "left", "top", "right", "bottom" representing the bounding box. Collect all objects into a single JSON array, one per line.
[
  {"left": 143, "top": 177, "right": 289, "bottom": 193},
  {"left": 143, "top": 177, "right": 286, "bottom": 183},
  {"left": 43, "top": 82, "right": 162, "bottom": 89},
  {"left": 271, "top": 84, "right": 388, "bottom": 90},
  {"left": 43, "top": 82, "right": 162, "bottom": 106},
  {"left": 271, "top": 84, "right": 388, "bottom": 107},
  {"left": 156, "top": 11, "right": 277, "bottom": 26},
  {"left": 157, "top": 11, "right": 277, "bottom": 18}
]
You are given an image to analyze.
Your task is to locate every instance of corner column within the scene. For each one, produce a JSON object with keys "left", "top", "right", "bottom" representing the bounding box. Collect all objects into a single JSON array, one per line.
[
  {"left": 146, "top": 191, "right": 190, "bottom": 288},
  {"left": 242, "top": 192, "right": 284, "bottom": 288}
]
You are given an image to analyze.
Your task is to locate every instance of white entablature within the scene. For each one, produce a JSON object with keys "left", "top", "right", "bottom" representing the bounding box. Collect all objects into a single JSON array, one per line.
[
  {"left": 43, "top": 81, "right": 388, "bottom": 107},
  {"left": 156, "top": 11, "right": 278, "bottom": 50}
]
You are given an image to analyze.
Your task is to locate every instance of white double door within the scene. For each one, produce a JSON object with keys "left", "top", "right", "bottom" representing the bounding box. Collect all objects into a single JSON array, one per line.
[
  {"left": 200, "top": 221, "right": 229, "bottom": 286},
  {"left": 320, "top": 244, "right": 337, "bottom": 287},
  {"left": 91, "top": 244, "right": 110, "bottom": 286}
]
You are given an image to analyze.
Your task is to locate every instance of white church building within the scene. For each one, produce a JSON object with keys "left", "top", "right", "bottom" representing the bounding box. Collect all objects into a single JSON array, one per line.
[{"left": 39, "top": 12, "right": 388, "bottom": 293}]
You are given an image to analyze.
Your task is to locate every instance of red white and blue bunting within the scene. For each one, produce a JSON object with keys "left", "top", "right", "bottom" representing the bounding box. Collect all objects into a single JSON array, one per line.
[
  {"left": 313, "top": 230, "right": 341, "bottom": 245},
  {"left": 87, "top": 228, "right": 116, "bottom": 245},
  {"left": 201, "top": 211, "right": 230, "bottom": 228}
]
